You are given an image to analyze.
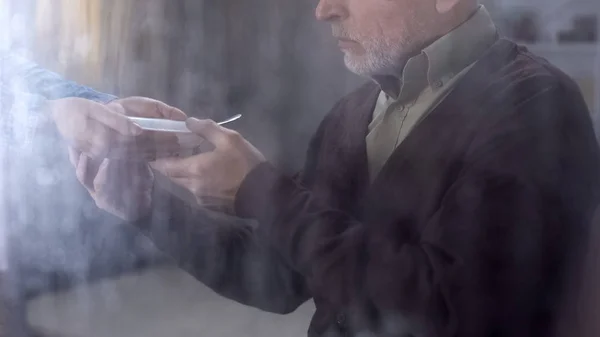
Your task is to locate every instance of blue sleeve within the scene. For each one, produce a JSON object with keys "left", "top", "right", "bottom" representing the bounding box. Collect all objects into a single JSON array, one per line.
[
  {"left": 1, "top": 51, "right": 117, "bottom": 104},
  {"left": 0, "top": 51, "right": 118, "bottom": 149}
]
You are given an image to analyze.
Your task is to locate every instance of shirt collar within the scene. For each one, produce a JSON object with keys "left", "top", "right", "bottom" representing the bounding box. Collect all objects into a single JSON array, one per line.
[{"left": 373, "top": 5, "right": 499, "bottom": 102}]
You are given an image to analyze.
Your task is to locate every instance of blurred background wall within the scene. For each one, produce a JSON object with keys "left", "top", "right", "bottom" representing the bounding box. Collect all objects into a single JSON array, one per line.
[{"left": 488, "top": 0, "right": 599, "bottom": 125}]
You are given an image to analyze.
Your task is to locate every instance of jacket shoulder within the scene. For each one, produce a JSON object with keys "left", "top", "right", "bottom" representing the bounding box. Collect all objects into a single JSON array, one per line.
[
  {"left": 493, "top": 40, "right": 583, "bottom": 100},
  {"left": 469, "top": 40, "right": 596, "bottom": 154}
]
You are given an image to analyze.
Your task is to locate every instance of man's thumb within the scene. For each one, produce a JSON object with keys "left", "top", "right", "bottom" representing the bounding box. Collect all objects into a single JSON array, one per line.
[{"left": 185, "top": 118, "right": 230, "bottom": 147}]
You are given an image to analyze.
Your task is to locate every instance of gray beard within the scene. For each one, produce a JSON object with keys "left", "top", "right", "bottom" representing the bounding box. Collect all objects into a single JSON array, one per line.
[
  {"left": 341, "top": 38, "right": 413, "bottom": 77},
  {"left": 343, "top": 50, "right": 407, "bottom": 78}
]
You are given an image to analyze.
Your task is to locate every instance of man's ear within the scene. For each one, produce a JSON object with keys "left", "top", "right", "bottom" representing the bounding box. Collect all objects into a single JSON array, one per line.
[{"left": 435, "top": 0, "right": 462, "bottom": 14}]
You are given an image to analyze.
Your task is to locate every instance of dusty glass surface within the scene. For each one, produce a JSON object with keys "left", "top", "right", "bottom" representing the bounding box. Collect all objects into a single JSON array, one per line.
[{"left": 0, "top": 0, "right": 599, "bottom": 336}]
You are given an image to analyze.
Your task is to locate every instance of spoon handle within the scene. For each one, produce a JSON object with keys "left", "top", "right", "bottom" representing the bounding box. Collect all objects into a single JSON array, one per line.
[{"left": 217, "top": 114, "right": 242, "bottom": 125}]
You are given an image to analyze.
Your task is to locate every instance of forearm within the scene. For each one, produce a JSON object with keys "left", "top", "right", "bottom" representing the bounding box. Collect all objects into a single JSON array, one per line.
[{"left": 131, "top": 183, "right": 310, "bottom": 314}]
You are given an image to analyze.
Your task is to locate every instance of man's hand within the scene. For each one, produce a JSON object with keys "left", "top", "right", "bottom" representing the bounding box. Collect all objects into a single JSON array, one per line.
[
  {"left": 48, "top": 96, "right": 187, "bottom": 160},
  {"left": 51, "top": 96, "right": 188, "bottom": 220},
  {"left": 150, "top": 118, "right": 266, "bottom": 207},
  {"left": 69, "top": 151, "right": 154, "bottom": 221}
]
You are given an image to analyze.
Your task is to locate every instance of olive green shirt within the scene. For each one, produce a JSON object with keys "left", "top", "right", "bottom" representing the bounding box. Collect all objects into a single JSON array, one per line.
[{"left": 366, "top": 5, "right": 499, "bottom": 180}]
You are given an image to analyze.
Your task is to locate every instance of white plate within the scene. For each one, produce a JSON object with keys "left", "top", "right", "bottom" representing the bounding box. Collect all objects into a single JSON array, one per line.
[{"left": 128, "top": 114, "right": 242, "bottom": 133}]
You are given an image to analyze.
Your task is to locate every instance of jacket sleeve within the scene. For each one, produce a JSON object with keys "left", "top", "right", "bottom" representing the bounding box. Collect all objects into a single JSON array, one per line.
[
  {"left": 130, "top": 184, "right": 312, "bottom": 314},
  {"left": 233, "top": 83, "right": 600, "bottom": 335}
]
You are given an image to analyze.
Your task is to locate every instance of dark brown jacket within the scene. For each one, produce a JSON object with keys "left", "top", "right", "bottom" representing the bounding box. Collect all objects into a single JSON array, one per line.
[{"left": 135, "top": 39, "right": 600, "bottom": 337}]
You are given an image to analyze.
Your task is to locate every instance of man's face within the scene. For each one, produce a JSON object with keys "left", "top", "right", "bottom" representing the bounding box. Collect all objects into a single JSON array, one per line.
[{"left": 316, "top": 0, "right": 437, "bottom": 76}]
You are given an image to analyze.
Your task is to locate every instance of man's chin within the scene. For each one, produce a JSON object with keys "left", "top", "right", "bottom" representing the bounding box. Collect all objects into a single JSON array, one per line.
[
  {"left": 343, "top": 52, "right": 401, "bottom": 78},
  {"left": 343, "top": 55, "right": 376, "bottom": 77}
]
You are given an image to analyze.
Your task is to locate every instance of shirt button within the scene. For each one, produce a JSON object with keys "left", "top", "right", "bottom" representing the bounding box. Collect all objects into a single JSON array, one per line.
[
  {"left": 336, "top": 313, "right": 346, "bottom": 326},
  {"left": 397, "top": 105, "right": 405, "bottom": 112},
  {"left": 433, "top": 80, "right": 443, "bottom": 88}
]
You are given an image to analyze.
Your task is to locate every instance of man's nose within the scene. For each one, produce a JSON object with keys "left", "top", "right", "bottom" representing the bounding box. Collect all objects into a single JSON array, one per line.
[{"left": 315, "top": 0, "right": 348, "bottom": 22}]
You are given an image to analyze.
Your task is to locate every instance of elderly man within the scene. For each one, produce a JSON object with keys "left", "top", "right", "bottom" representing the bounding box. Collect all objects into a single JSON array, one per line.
[{"left": 9, "top": 0, "right": 600, "bottom": 336}]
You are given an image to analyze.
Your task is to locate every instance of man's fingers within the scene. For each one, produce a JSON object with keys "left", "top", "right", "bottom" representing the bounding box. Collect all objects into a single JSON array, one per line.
[
  {"left": 76, "top": 131, "right": 181, "bottom": 161},
  {"left": 74, "top": 153, "right": 88, "bottom": 188},
  {"left": 168, "top": 178, "right": 231, "bottom": 208},
  {"left": 82, "top": 121, "right": 114, "bottom": 158},
  {"left": 92, "top": 159, "right": 111, "bottom": 196},
  {"left": 150, "top": 157, "right": 192, "bottom": 178},
  {"left": 71, "top": 119, "right": 168, "bottom": 160},
  {"left": 75, "top": 154, "right": 100, "bottom": 192},
  {"left": 68, "top": 147, "right": 80, "bottom": 167},
  {"left": 49, "top": 98, "right": 142, "bottom": 137},
  {"left": 115, "top": 97, "right": 188, "bottom": 121},
  {"left": 135, "top": 131, "right": 181, "bottom": 152},
  {"left": 185, "top": 118, "right": 233, "bottom": 148},
  {"left": 71, "top": 121, "right": 131, "bottom": 159},
  {"left": 89, "top": 103, "right": 143, "bottom": 136},
  {"left": 150, "top": 154, "right": 212, "bottom": 178}
]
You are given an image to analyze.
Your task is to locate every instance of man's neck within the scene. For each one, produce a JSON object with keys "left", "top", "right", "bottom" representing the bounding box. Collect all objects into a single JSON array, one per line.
[{"left": 370, "top": 5, "right": 488, "bottom": 98}]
